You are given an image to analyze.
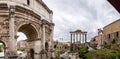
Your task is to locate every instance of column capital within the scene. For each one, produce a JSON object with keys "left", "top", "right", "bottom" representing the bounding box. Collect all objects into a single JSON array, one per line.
[{"left": 9, "top": 5, "right": 15, "bottom": 18}]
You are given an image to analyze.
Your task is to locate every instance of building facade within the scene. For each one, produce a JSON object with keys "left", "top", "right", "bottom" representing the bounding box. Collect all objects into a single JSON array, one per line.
[
  {"left": 17, "top": 40, "right": 27, "bottom": 50},
  {"left": 91, "top": 34, "right": 103, "bottom": 49},
  {"left": 54, "top": 41, "right": 70, "bottom": 52},
  {"left": 0, "top": 0, "right": 54, "bottom": 59},
  {"left": 91, "top": 19, "right": 120, "bottom": 49},
  {"left": 103, "top": 19, "right": 120, "bottom": 44}
]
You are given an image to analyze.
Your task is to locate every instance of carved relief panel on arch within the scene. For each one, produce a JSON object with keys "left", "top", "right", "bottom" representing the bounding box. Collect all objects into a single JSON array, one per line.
[{"left": 0, "top": 17, "right": 9, "bottom": 34}]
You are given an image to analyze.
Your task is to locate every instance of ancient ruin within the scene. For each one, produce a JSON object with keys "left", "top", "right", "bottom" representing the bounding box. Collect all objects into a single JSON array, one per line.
[
  {"left": 70, "top": 29, "right": 87, "bottom": 51},
  {"left": 0, "top": 0, "right": 54, "bottom": 59}
]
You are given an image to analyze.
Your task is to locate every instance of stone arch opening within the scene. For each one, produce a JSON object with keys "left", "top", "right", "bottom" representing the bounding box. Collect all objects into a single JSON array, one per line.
[
  {"left": 17, "top": 32, "right": 27, "bottom": 42},
  {"left": 0, "top": 41, "right": 6, "bottom": 58},
  {"left": 30, "top": 48, "right": 34, "bottom": 59},
  {"left": 18, "top": 24, "right": 38, "bottom": 40},
  {"left": 45, "top": 42, "right": 49, "bottom": 51},
  {"left": 16, "top": 24, "right": 38, "bottom": 59}
]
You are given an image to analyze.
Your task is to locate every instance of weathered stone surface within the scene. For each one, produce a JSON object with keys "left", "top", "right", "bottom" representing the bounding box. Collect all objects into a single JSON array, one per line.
[{"left": 0, "top": 0, "right": 54, "bottom": 59}]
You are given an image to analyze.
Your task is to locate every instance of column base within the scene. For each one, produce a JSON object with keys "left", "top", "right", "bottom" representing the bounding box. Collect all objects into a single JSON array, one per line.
[{"left": 6, "top": 51, "right": 18, "bottom": 59}]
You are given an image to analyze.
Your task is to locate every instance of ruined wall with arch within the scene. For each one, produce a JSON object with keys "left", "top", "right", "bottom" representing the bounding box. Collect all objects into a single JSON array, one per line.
[{"left": 0, "top": 0, "right": 54, "bottom": 59}]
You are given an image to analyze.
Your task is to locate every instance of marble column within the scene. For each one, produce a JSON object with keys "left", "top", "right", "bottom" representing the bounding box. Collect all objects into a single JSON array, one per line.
[
  {"left": 50, "top": 24, "right": 54, "bottom": 49},
  {"left": 82, "top": 33, "right": 84, "bottom": 43},
  {"left": 9, "top": 5, "right": 16, "bottom": 52},
  {"left": 73, "top": 33, "right": 75, "bottom": 43},
  {"left": 73, "top": 33, "right": 75, "bottom": 50},
  {"left": 79, "top": 33, "right": 81, "bottom": 44},
  {"left": 74, "top": 33, "right": 76, "bottom": 43},
  {"left": 76, "top": 33, "right": 78, "bottom": 44},
  {"left": 85, "top": 33, "right": 87, "bottom": 43},
  {"left": 42, "top": 22, "right": 46, "bottom": 50},
  {"left": 43, "top": 25, "right": 46, "bottom": 50},
  {"left": 70, "top": 33, "right": 72, "bottom": 44}
]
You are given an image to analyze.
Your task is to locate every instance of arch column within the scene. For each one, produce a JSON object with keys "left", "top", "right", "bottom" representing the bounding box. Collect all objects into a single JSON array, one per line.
[
  {"left": 42, "top": 23, "right": 46, "bottom": 50},
  {"left": 49, "top": 23, "right": 54, "bottom": 50},
  {"left": 8, "top": 5, "right": 16, "bottom": 52}
]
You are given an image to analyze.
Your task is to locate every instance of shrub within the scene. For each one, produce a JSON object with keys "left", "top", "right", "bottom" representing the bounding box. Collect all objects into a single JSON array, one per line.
[
  {"left": 78, "top": 47, "right": 88, "bottom": 58},
  {"left": 84, "top": 54, "right": 92, "bottom": 59},
  {"left": 111, "top": 39, "right": 116, "bottom": 44}
]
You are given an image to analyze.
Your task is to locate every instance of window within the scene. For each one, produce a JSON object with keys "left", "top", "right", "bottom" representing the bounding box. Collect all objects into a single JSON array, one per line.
[
  {"left": 108, "top": 34, "right": 111, "bottom": 39},
  {"left": 116, "top": 32, "right": 119, "bottom": 37},
  {"left": 27, "top": 0, "right": 30, "bottom": 5}
]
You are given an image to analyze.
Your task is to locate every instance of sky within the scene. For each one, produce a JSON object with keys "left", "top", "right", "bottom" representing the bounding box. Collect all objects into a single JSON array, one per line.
[{"left": 17, "top": 0, "right": 120, "bottom": 42}]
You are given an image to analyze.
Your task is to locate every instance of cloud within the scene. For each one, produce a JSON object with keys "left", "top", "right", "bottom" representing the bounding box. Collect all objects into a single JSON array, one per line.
[{"left": 43, "top": 0, "right": 120, "bottom": 42}]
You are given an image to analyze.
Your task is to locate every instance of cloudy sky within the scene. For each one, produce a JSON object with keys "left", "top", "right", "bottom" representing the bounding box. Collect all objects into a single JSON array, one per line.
[
  {"left": 42, "top": 0, "right": 120, "bottom": 42},
  {"left": 17, "top": 0, "right": 120, "bottom": 42}
]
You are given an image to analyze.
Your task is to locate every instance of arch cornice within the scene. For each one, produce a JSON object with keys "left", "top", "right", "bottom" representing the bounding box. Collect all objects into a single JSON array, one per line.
[{"left": 15, "top": 5, "right": 41, "bottom": 20}]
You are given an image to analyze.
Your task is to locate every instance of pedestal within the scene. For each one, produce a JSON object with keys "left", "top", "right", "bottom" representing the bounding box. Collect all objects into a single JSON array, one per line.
[{"left": 7, "top": 51, "right": 18, "bottom": 59}]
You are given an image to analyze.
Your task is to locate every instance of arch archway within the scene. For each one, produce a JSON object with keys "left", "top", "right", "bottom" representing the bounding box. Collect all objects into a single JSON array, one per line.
[
  {"left": 45, "top": 42, "right": 49, "bottom": 52},
  {"left": 0, "top": 2, "right": 54, "bottom": 59},
  {"left": 18, "top": 24, "right": 38, "bottom": 40},
  {"left": 17, "top": 24, "right": 38, "bottom": 59},
  {"left": 0, "top": 41, "right": 6, "bottom": 58},
  {"left": 30, "top": 48, "right": 34, "bottom": 59}
]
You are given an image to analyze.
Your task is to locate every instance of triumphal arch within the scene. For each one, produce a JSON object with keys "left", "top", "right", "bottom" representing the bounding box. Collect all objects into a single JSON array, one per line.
[{"left": 0, "top": 0, "right": 54, "bottom": 59}]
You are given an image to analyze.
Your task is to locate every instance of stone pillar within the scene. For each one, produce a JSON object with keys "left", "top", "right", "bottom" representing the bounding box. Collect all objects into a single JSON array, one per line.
[
  {"left": 73, "top": 33, "right": 75, "bottom": 51},
  {"left": 74, "top": 33, "right": 76, "bottom": 44},
  {"left": 41, "top": 20, "right": 46, "bottom": 59},
  {"left": 85, "top": 33, "right": 87, "bottom": 43},
  {"left": 8, "top": 5, "right": 17, "bottom": 53},
  {"left": 42, "top": 23, "right": 46, "bottom": 50},
  {"left": 76, "top": 33, "right": 78, "bottom": 44},
  {"left": 80, "top": 33, "right": 81, "bottom": 44},
  {"left": 73, "top": 33, "right": 75, "bottom": 44},
  {"left": 7, "top": 5, "right": 17, "bottom": 59},
  {"left": 70, "top": 33, "right": 72, "bottom": 44},
  {"left": 49, "top": 23, "right": 54, "bottom": 59},
  {"left": 83, "top": 33, "right": 85, "bottom": 43},
  {"left": 82, "top": 33, "right": 83, "bottom": 43}
]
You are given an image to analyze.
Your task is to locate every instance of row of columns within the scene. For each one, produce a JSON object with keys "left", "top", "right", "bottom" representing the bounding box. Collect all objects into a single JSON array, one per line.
[
  {"left": 70, "top": 32, "right": 87, "bottom": 44},
  {"left": 70, "top": 30, "right": 87, "bottom": 51}
]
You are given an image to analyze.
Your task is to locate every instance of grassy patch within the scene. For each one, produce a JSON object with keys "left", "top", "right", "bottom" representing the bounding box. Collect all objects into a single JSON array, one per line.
[{"left": 86, "top": 49, "right": 120, "bottom": 59}]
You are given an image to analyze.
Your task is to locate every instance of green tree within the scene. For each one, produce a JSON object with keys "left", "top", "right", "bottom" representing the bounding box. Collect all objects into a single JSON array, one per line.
[
  {"left": 78, "top": 47, "right": 88, "bottom": 58},
  {"left": 0, "top": 45, "right": 3, "bottom": 52}
]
